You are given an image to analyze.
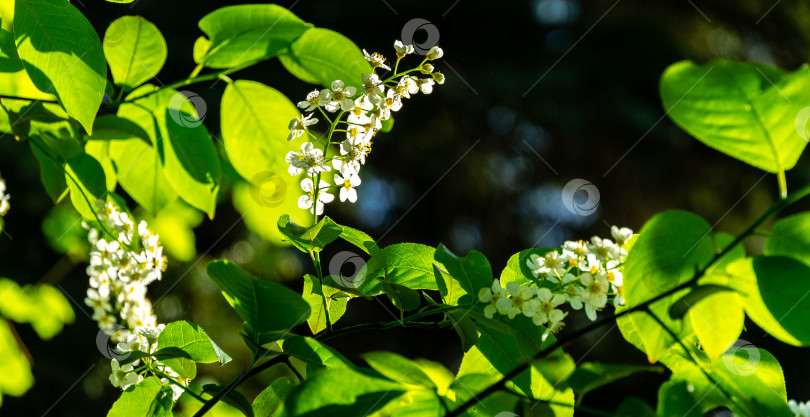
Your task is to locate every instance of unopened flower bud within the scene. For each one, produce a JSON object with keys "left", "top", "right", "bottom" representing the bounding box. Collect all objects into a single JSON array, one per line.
[
  {"left": 426, "top": 46, "right": 443, "bottom": 60},
  {"left": 432, "top": 72, "right": 445, "bottom": 85}
]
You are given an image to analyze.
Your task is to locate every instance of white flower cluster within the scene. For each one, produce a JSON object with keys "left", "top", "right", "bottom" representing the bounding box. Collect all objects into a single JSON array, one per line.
[
  {"left": 0, "top": 173, "right": 10, "bottom": 216},
  {"left": 791, "top": 400, "right": 810, "bottom": 417},
  {"left": 285, "top": 41, "right": 445, "bottom": 216},
  {"left": 84, "top": 202, "right": 166, "bottom": 336},
  {"left": 478, "top": 226, "right": 633, "bottom": 339},
  {"left": 82, "top": 203, "right": 185, "bottom": 398}
]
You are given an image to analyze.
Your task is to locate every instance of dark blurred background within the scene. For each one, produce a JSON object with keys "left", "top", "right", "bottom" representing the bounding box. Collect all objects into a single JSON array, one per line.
[{"left": 3, "top": 0, "right": 810, "bottom": 415}]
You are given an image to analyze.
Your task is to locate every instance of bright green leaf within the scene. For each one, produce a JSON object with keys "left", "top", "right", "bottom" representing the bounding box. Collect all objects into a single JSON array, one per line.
[
  {"left": 196, "top": 4, "right": 311, "bottom": 69},
  {"left": 252, "top": 377, "right": 294, "bottom": 417},
  {"left": 619, "top": 211, "right": 715, "bottom": 363},
  {"left": 109, "top": 137, "right": 177, "bottom": 214},
  {"left": 728, "top": 255, "right": 810, "bottom": 346},
  {"left": 661, "top": 60, "right": 810, "bottom": 173},
  {"left": 302, "top": 274, "right": 348, "bottom": 334},
  {"left": 119, "top": 86, "right": 220, "bottom": 217},
  {"left": 499, "top": 248, "right": 557, "bottom": 286},
  {"left": 361, "top": 351, "right": 436, "bottom": 388},
  {"left": 278, "top": 28, "right": 372, "bottom": 90},
  {"left": 284, "top": 366, "right": 404, "bottom": 417},
  {"left": 668, "top": 284, "right": 736, "bottom": 319},
  {"left": 107, "top": 377, "right": 173, "bottom": 417},
  {"left": 277, "top": 215, "right": 342, "bottom": 253},
  {"left": 157, "top": 320, "right": 231, "bottom": 365},
  {"left": 689, "top": 291, "right": 744, "bottom": 360},
  {"left": 206, "top": 260, "right": 310, "bottom": 344},
  {"left": 220, "top": 80, "right": 299, "bottom": 183},
  {"left": 356, "top": 243, "right": 438, "bottom": 296},
  {"left": 103, "top": 16, "right": 167, "bottom": 90},
  {"left": 274, "top": 335, "right": 350, "bottom": 369},
  {"left": 14, "top": 0, "right": 106, "bottom": 133},
  {"left": 434, "top": 244, "right": 493, "bottom": 305},
  {"left": 766, "top": 212, "right": 810, "bottom": 268},
  {"left": 65, "top": 152, "right": 107, "bottom": 219}
]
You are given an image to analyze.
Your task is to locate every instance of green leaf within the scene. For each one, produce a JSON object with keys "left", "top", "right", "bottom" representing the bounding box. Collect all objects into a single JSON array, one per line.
[
  {"left": 0, "top": 27, "right": 56, "bottom": 101},
  {"left": 382, "top": 281, "right": 421, "bottom": 311},
  {"left": 278, "top": 28, "right": 372, "bottom": 90},
  {"left": 277, "top": 215, "right": 342, "bottom": 253},
  {"left": 220, "top": 80, "right": 299, "bottom": 183},
  {"left": 90, "top": 114, "right": 151, "bottom": 142},
  {"left": 108, "top": 137, "right": 177, "bottom": 214},
  {"left": 710, "top": 346, "right": 792, "bottom": 416},
  {"left": 446, "top": 310, "right": 478, "bottom": 352},
  {"left": 206, "top": 260, "right": 310, "bottom": 344},
  {"left": 157, "top": 320, "right": 231, "bottom": 365},
  {"left": 446, "top": 374, "right": 522, "bottom": 417},
  {"left": 84, "top": 140, "right": 116, "bottom": 191},
  {"left": 657, "top": 380, "right": 701, "bottom": 417},
  {"left": 615, "top": 397, "right": 655, "bottom": 417},
  {"left": 29, "top": 139, "right": 67, "bottom": 202},
  {"left": 434, "top": 244, "right": 493, "bottom": 305},
  {"left": 284, "top": 366, "right": 405, "bottom": 417},
  {"left": 103, "top": 16, "right": 167, "bottom": 90},
  {"left": 356, "top": 243, "right": 439, "bottom": 296},
  {"left": 118, "top": 86, "right": 219, "bottom": 217},
  {"left": 107, "top": 377, "right": 173, "bottom": 417},
  {"left": 0, "top": 279, "right": 75, "bottom": 340},
  {"left": 0, "top": 318, "right": 34, "bottom": 401},
  {"left": 14, "top": 0, "right": 106, "bottom": 134},
  {"left": 274, "top": 335, "right": 350, "bottom": 368},
  {"left": 728, "top": 255, "right": 810, "bottom": 346},
  {"left": 361, "top": 351, "right": 436, "bottom": 388},
  {"left": 661, "top": 60, "right": 810, "bottom": 173},
  {"left": 65, "top": 152, "right": 107, "bottom": 219},
  {"left": 252, "top": 377, "right": 294, "bottom": 417},
  {"left": 668, "top": 284, "right": 736, "bottom": 319},
  {"left": 302, "top": 274, "right": 348, "bottom": 334},
  {"left": 618, "top": 211, "right": 715, "bottom": 363},
  {"left": 461, "top": 313, "right": 573, "bottom": 403},
  {"left": 202, "top": 384, "right": 254, "bottom": 417},
  {"left": 766, "top": 211, "right": 810, "bottom": 268},
  {"left": 196, "top": 4, "right": 311, "bottom": 69},
  {"left": 161, "top": 101, "right": 221, "bottom": 218},
  {"left": 337, "top": 224, "right": 380, "bottom": 254},
  {"left": 231, "top": 181, "right": 313, "bottom": 245},
  {"left": 563, "top": 363, "right": 662, "bottom": 402},
  {"left": 689, "top": 290, "right": 744, "bottom": 360},
  {"left": 499, "top": 248, "right": 558, "bottom": 286}
]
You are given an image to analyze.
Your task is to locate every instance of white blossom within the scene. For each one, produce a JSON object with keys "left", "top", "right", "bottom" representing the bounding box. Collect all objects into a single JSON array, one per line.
[{"left": 287, "top": 113, "right": 318, "bottom": 141}]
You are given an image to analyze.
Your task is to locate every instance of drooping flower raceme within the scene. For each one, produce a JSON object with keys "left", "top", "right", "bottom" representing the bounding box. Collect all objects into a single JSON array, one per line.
[
  {"left": 0, "top": 173, "right": 9, "bottom": 216},
  {"left": 286, "top": 40, "right": 445, "bottom": 218},
  {"left": 83, "top": 202, "right": 186, "bottom": 399},
  {"left": 478, "top": 226, "right": 633, "bottom": 340}
]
